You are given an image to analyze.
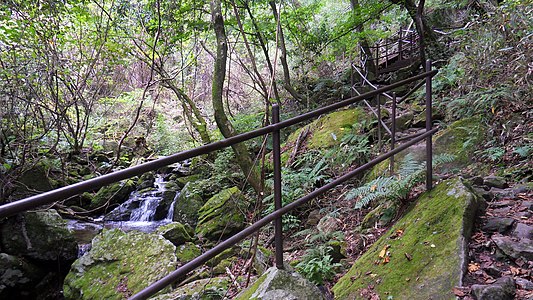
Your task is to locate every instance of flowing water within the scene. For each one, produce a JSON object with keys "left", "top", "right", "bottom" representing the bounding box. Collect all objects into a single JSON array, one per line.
[{"left": 67, "top": 174, "right": 180, "bottom": 256}]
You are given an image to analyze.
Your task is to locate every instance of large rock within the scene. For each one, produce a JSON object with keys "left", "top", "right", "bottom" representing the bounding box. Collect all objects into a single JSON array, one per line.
[
  {"left": 492, "top": 236, "right": 533, "bottom": 261},
  {"left": 63, "top": 229, "right": 177, "bottom": 299},
  {"left": 471, "top": 276, "right": 516, "bottom": 300},
  {"left": 333, "top": 178, "right": 482, "bottom": 299},
  {"left": 195, "top": 187, "right": 248, "bottom": 241},
  {"left": 0, "top": 210, "right": 78, "bottom": 262},
  {"left": 280, "top": 107, "right": 372, "bottom": 164},
  {"left": 235, "top": 267, "right": 326, "bottom": 300},
  {"left": 0, "top": 253, "right": 45, "bottom": 298},
  {"left": 172, "top": 181, "right": 206, "bottom": 225},
  {"left": 157, "top": 222, "right": 194, "bottom": 246}
]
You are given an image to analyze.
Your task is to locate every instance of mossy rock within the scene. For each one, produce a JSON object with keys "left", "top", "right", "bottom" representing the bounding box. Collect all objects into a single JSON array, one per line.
[
  {"left": 152, "top": 277, "right": 231, "bottom": 300},
  {"left": 157, "top": 222, "right": 194, "bottom": 246},
  {"left": 63, "top": 229, "right": 176, "bottom": 300},
  {"left": 176, "top": 242, "right": 202, "bottom": 262},
  {"left": 172, "top": 181, "right": 207, "bottom": 225},
  {"left": 367, "top": 116, "right": 485, "bottom": 180},
  {"left": 195, "top": 187, "right": 248, "bottom": 241},
  {"left": 235, "top": 267, "right": 325, "bottom": 300},
  {"left": 286, "top": 108, "right": 371, "bottom": 151},
  {"left": 175, "top": 174, "right": 202, "bottom": 189},
  {"left": 332, "top": 178, "right": 482, "bottom": 299},
  {"left": 0, "top": 210, "right": 78, "bottom": 262},
  {"left": 89, "top": 179, "right": 135, "bottom": 211}
]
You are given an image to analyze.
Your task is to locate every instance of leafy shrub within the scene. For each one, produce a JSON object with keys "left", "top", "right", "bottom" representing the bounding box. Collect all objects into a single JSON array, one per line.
[{"left": 296, "top": 245, "right": 341, "bottom": 285}]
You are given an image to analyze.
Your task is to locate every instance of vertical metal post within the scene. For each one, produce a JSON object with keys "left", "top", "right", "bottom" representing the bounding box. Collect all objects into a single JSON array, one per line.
[
  {"left": 272, "top": 104, "right": 284, "bottom": 269},
  {"left": 377, "top": 94, "right": 381, "bottom": 152},
  {"left": 390, "top": 92, "right": 397, "bottom": 176},
  {"left": 425, "top": 60, "right": 433, "bottom": 191}
]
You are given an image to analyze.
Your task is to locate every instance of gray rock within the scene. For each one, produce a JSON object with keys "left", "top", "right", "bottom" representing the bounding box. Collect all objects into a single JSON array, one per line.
[
  {"left": 492, "top": 236, "right": 533, "bottom": 261},
  {"left": 523, "top": 201, "right": 533, "bottom": 211},
  {"left": 512, "top": 223, "right": 533, "bottom": 239},
  {"left": 0, "top": 253, "right": 45, "bottom": 297},
  {"left": 482, "top": 217, "right": 515, "bottom": 233},
  {"left": 317, "top": 215, "right": 341, "bottom": 235},
  {"left": 471, "top": 276, "right": 515, "bottom": 300},
  {"left": 473, "top": 187, "right": 494, "bottom": 201},
  {"left": 0, "top": 210, "right": 78, "bottom": 262},
  {"left": 484, "top": 176, "right": 508, "bottom": 189},
  {"left": 234, "top": 267, "right": 325, "bottom": 300},
  {"left": 516, "top": 278, "right": 533, "bottom": 291},
  {"left": 490, "top": 200, "right": 513, "bottom": 208}
]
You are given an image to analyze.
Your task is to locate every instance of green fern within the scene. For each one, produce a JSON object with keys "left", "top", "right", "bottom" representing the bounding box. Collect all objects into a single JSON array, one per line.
[{"left": 346, "top": 153, "right": 455, "bottom": 209}]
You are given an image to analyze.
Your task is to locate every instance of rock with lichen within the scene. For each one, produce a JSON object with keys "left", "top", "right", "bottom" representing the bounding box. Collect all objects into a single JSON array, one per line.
[{"left": 63, "top": 229, "right": 176, "bottom": 300}]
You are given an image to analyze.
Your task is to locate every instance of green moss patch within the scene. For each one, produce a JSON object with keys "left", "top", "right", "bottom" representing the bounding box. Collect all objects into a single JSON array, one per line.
[
  {"left": 333, "top": 178, "right": 481, "bottom": 299},
  {"left": 63, "top": 229, "right": 177, "bottom": 299}
]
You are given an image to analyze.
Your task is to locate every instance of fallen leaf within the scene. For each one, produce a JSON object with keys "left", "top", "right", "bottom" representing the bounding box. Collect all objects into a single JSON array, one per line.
[
  {"left": 468, "top": 263, "right": 480, "bottom": 273},
  {"left": 379, "top": 245, "right": 390, "bottom": 259},
  {"left": 510, "top": 266, "right": 520, "bottom": 275},
  {"left": 452, "top": 287, "right": 466, "bottom": 297},
  {"left": 383, "top": 256, "right": 390, "bottom": 264},
  {"left": 390, "top": 229, "right": 404, "bottom": 239},
  {"left": 405, "top": 253, "right": 413, "bottom": 261},
  {"left": 430, "top": 244, "right": 436, "bottom": 248},
  {"left": 370, "top": 184, "right": 377, "bottom": 192}
]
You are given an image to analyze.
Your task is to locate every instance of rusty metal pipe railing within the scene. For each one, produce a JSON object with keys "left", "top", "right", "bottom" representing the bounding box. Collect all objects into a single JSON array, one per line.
[
  {"left": 0, "top": 69, "right": 437, "bottom": 219},
  {"left": 129, "top": 127, "right": 438, "bottom": 300}
]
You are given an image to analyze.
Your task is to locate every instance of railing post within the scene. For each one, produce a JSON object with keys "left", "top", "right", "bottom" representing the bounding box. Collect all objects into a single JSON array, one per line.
[
  {"left": 272, "top": 104, "right": 284, "bottom": 269},
  {"left": 390, "top": 92, "right": 396, "bottom": 176},
  {"left": 425, "top": 60, "right": 433, "bottom": 191}
]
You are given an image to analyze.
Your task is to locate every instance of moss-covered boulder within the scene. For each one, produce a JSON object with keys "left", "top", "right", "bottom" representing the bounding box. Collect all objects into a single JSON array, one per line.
[
  {"left": 63, "top": 229, "right": 176, "bottom": 299},
  {"left": 367, "top": 116, "right": 485, "bottom": 180},
  {"left": 333, "top": 178, "right": 482, "bottom": 299},
  {"left": 195, "top": 187, "right": 248, "bottom": 241},
  {"left": 89, "top": 179, "right": 136, "bottom": 211},
  {"left": 152, "top": 277, "right": 231, "bottom": 300},
  {"left": 157, "top": 222, "right": 194, "bottom": 246},
  {"left": 172, "top": 181, "right": 207, "bottom": 225},
  {"left": 285, "top": 107, "right": 371, "bottom": 151},
  {"left": 235, "top": 267, "right": 326, "bottom": 300},
  {"left": 0, "top": 210, "right": 78, "bottom": 262}
]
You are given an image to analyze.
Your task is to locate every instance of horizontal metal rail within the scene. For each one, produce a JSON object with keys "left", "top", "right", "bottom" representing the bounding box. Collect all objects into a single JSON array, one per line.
[
  {"left": 130, "top": 127, "right": 438, "bottom": 300},
  {"left": 0, "top": 69, "right": 437, "bottom": 220}
]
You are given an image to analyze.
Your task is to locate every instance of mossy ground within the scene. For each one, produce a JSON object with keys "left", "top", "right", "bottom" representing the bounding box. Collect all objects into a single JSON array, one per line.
[{"left": 333, "top": 178, "right": 479, "bottom": 299}]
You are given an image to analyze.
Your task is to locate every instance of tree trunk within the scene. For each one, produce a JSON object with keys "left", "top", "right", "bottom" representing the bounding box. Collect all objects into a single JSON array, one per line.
[
  {"left": 269, "top": 1, "right": 304, "bottom": 103},
  {"left": 389, "top": 0, "right": 441, "bottom": 66},
  {"left": 210, "top": 0, "right": 262, "bottom": 195}
]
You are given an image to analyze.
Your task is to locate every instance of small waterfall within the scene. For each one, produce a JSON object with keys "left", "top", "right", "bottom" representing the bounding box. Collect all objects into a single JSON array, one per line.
[{"left": 165, "top": 191, "right": 180, "bottom": 221}]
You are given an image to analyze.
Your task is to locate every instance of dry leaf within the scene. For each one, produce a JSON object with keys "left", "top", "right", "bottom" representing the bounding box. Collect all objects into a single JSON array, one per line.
[
  {"left": 452, "top": 287, "right": 466, "bottom": 297},
  {"left": 383, "top": 256, "right": 390, "bottom": 264},
  {"left": 379, "top": 245, "right": 390, "bottom": 259},
  {"left": 405, "top": 253, "right": 413, "bottom": 261},
  {"left": 468, "top": 263, "right": 480, "bottom": 273},
  {"left": 370, "top": 184, "right": 377, "bottom": 192},
  {"left": 510, "top": 266, "right": 520, "bottom": 275}
]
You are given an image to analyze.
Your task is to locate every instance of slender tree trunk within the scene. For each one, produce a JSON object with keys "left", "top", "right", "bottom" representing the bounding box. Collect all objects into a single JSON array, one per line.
[
  {"left": 210, "top": 0, "right": 262, "bottom": 195},
  {"left": 268, "top": 1, "right": 303, "bottom": 103},
  {"left": 389, "top": 0, "right": 440, "bottom": 66}
]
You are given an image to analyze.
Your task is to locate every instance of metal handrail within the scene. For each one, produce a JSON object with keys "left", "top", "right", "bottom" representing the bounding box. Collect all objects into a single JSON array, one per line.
[
  {"left": 0, "top": 63, "right": 437, "bottom": 300},
  {"left": 0, "top": 69, "right": 436, "bottom": 219}
]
